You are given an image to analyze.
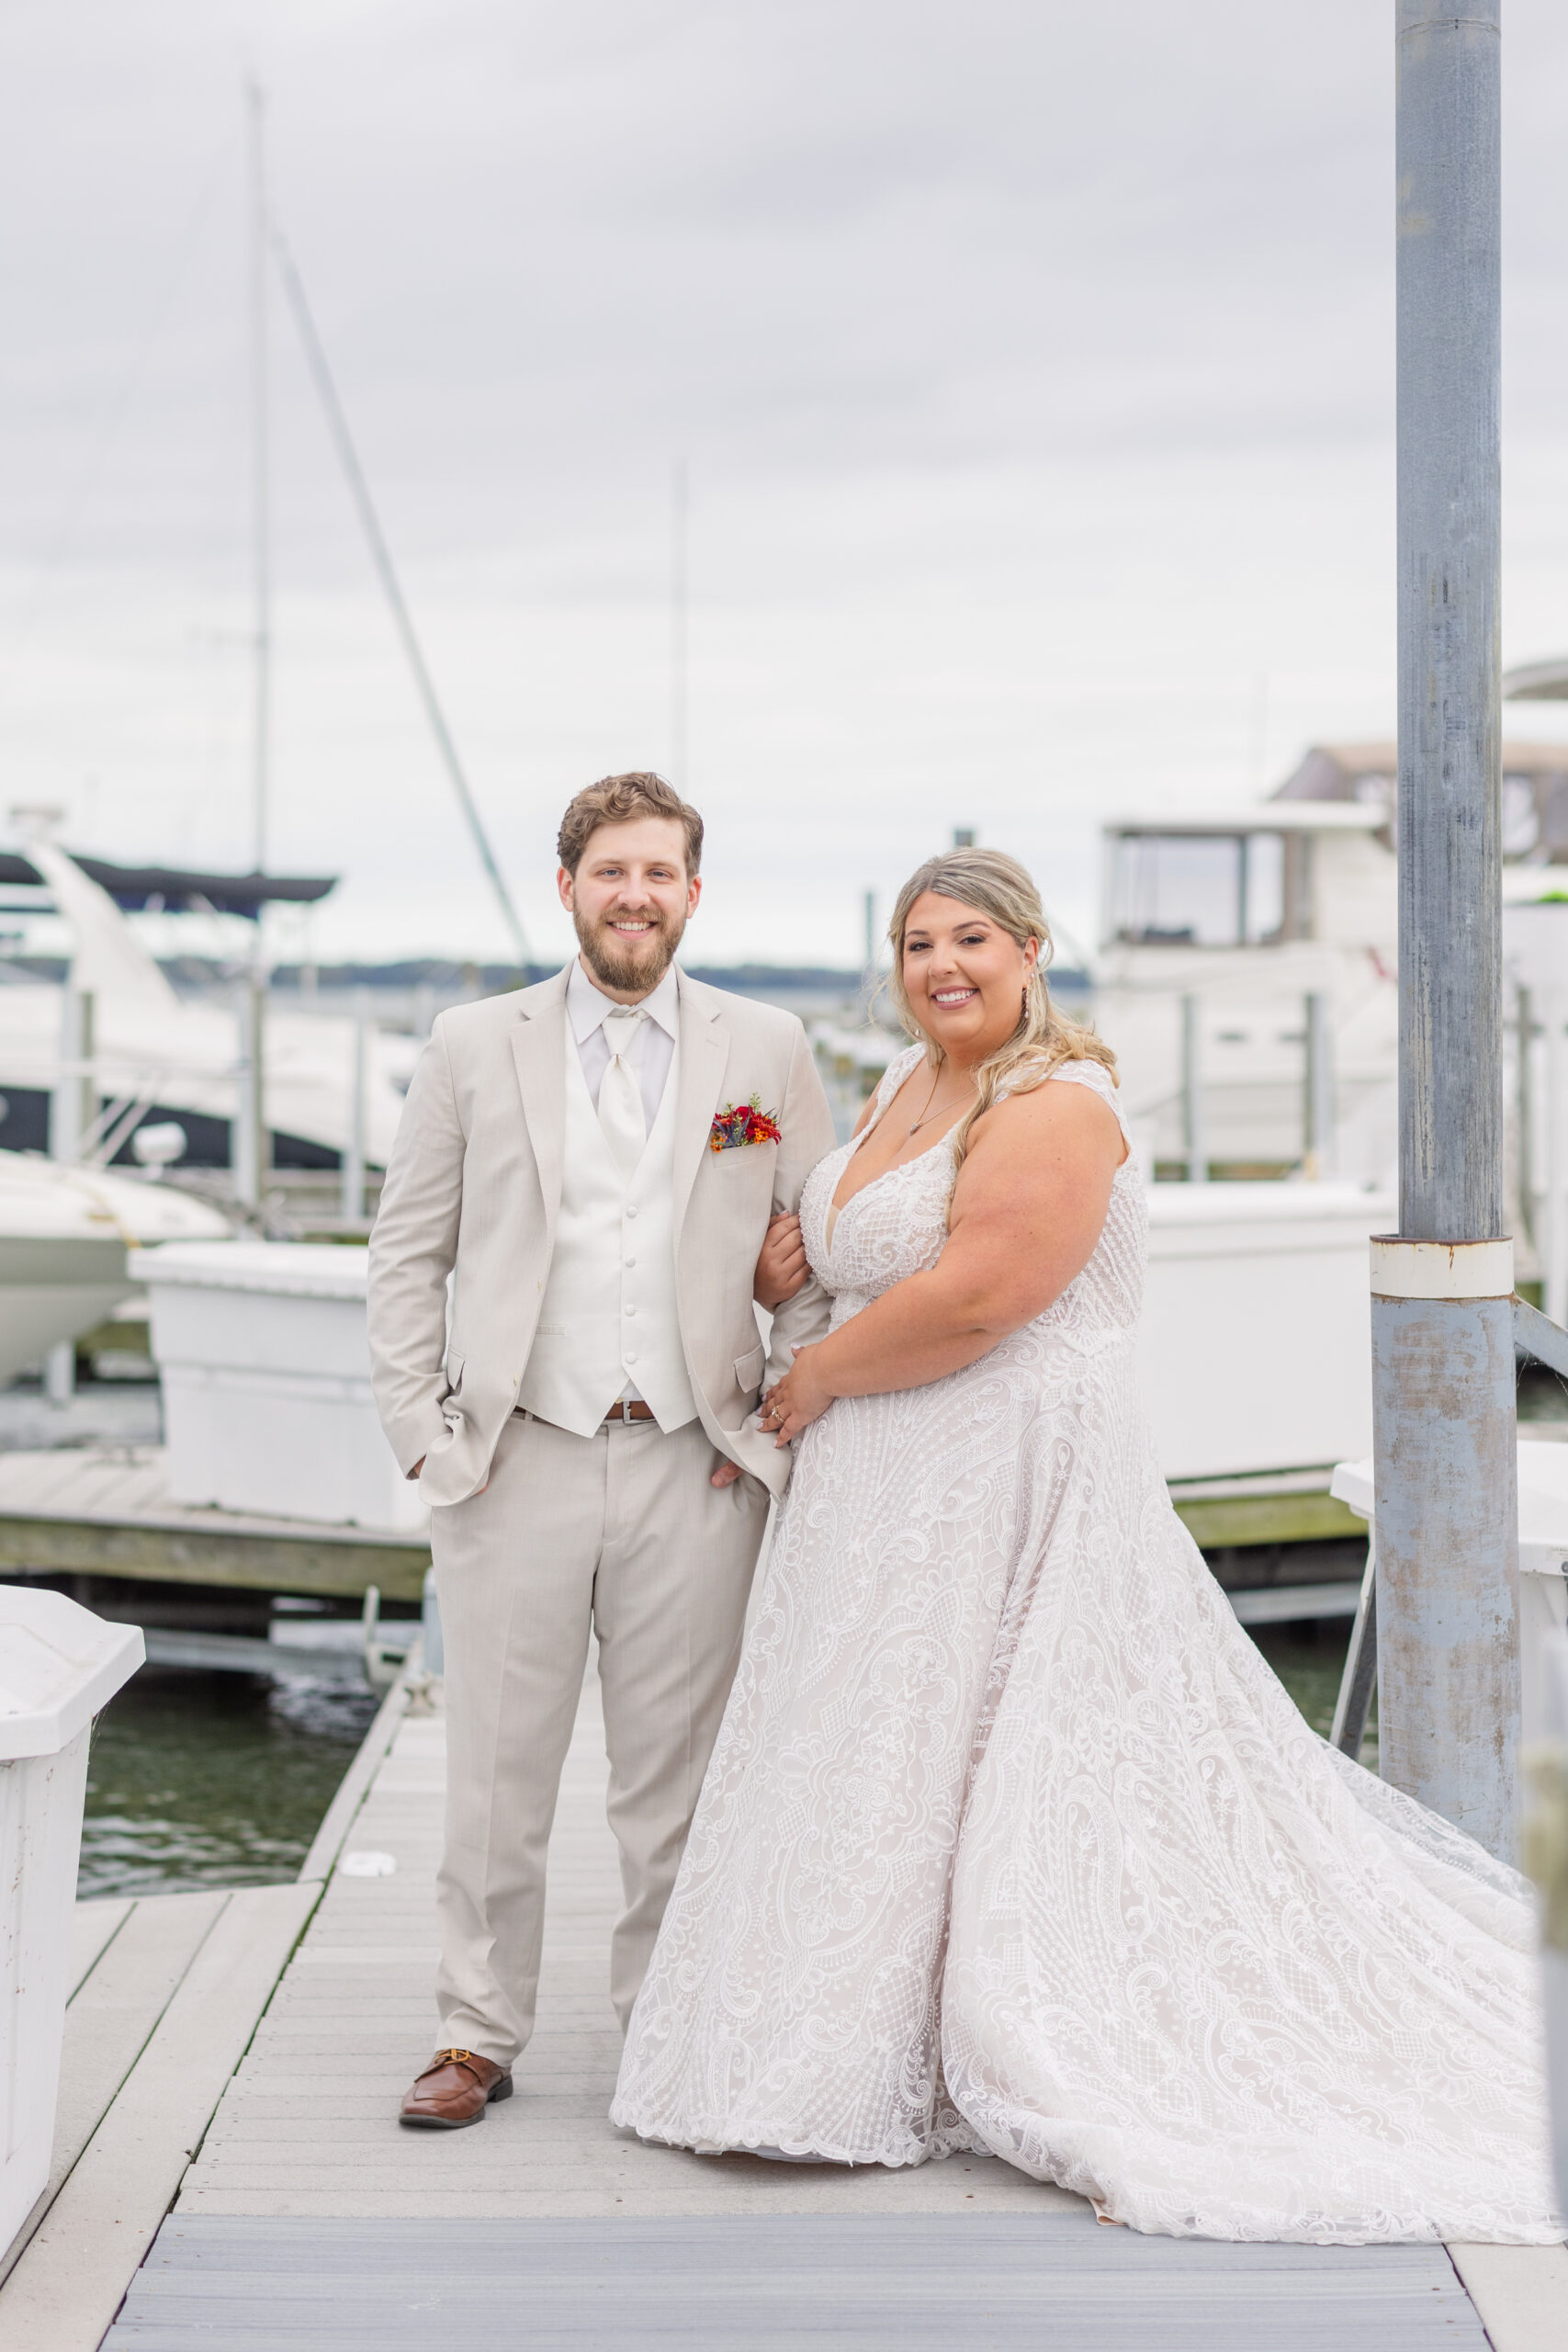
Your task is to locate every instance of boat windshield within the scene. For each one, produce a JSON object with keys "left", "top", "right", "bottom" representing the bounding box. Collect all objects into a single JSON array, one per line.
[{"left": 1111, "top": 831, "right": 1284, "bottom": 949}]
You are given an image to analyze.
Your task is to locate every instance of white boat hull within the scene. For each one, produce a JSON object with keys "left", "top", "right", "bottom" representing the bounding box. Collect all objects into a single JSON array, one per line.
[{"left": 0, "top": 1154, "right": 231, "bottom": 1380}]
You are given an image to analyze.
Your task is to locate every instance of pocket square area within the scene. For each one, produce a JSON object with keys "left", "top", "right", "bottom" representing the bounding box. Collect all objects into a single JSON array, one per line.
[{"left": 709, "top": 1097, "right": 783, "bottom": 1152}]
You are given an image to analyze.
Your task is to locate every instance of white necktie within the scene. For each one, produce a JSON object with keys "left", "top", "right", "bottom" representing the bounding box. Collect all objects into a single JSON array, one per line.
[{"left": 598, "top": 1008, "right": 647, "bottom": 1178}]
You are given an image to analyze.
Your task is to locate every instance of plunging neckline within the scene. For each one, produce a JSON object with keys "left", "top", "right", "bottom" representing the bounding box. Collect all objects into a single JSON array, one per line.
[
  {"left": 825, "top": 1061, "right": 968, "bottom": 1252},
  {"left": 824, "top": 1053, "right": 1137, "bottom": 1255}
]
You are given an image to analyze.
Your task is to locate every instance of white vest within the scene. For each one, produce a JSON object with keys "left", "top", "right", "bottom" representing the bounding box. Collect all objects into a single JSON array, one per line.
[{"left": 517, "top": 1023, "right": 697, "bottom": 1438}]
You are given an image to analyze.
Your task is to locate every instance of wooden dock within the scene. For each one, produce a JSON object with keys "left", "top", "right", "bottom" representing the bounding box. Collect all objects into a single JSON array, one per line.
[
  {"left": 0, "top": 1445, "right": 428, "bottom": 1601},
  {"left": 0, "top": 1444, "right": 1363, "bottom": 1628},
  {"left": 6, "top": 1666, "right": 1563, "bottom": 2349}
]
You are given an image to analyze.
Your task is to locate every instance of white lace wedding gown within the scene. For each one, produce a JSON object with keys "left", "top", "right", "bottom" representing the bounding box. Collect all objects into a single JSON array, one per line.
[{"left": 612, "top": 1048, "right": 1561, "bottom": 2243}]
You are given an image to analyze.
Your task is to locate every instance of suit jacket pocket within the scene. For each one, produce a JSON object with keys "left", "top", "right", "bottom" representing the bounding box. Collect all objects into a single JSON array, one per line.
[{"left": 734, "top": 1340, "right": 766, "bottom": 1395}]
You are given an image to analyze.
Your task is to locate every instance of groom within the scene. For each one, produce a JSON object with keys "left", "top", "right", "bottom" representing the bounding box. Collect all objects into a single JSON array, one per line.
[{"left": 367, "top": 771, "right": 836, "bottom": 2128}]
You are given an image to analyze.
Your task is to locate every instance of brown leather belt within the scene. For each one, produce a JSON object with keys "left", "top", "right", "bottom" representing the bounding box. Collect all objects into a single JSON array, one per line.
[{"left": 513, "top": 1399, "right": 659, "bottom": 1431}]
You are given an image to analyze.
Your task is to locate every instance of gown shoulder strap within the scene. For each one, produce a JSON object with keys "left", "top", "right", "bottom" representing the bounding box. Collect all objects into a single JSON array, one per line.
[
  {"left": 1045, "top": 1056, "right": 1134, "bottom": 1147},
  {"left": 867, "top": 1043, "right": 928, "bottom": 1128}
]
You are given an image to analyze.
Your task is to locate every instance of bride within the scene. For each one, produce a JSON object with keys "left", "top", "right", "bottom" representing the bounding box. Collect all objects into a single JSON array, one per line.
[{"left": 611, "top": 847, "right": 1560, "bottom": 2244}]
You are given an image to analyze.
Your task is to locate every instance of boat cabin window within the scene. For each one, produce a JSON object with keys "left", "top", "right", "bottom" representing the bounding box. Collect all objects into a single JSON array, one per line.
[{"left": 1110, "top": 831, "right": 1285, "bottom": 948}]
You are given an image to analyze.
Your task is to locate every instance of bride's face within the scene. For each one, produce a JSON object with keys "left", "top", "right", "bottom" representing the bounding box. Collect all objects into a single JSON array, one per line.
[{"left": 901, "top": 891, "right": 1039, "bottom": 1065}]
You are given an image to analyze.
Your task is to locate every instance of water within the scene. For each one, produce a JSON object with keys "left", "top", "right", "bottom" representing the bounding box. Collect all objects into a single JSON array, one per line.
[
  {"left": 1254, "top": 1622, "right": 1377, "bottom": 1768},
  {"left": 78, "top": 1668, "right": 378, "bottom": 1901},
  {"left": 75, "top": 1622, "right": 1369, "bottom": 1901}
]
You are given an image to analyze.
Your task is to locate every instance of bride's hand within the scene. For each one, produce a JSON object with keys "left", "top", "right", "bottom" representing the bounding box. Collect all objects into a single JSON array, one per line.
[
  {"left": 753, "top": 1213, "right": 808, "bottom": 1309},
  {"left": 761, "top": 1344, "right": 833, "bottom": 1445}
]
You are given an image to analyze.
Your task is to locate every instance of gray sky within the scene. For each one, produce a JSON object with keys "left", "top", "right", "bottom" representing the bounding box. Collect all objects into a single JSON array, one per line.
[{"left": 5, "top": 1, "right": 1568, "bottom": 967}]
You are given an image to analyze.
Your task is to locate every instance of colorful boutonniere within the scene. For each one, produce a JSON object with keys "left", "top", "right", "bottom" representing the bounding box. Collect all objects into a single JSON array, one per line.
[{"left": 709, "top": 1096, "right": 783, "bottom": 1152}]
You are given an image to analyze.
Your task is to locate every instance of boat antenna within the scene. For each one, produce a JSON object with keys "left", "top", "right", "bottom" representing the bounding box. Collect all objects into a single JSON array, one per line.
[{"left": 269, "top": 225, "right": 532, "bottom": 970}]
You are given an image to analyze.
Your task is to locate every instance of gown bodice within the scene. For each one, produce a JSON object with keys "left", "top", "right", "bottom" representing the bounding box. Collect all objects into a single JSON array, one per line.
[{"left": 800, "top": 1044, "right": 1145, "bottom": 1342}]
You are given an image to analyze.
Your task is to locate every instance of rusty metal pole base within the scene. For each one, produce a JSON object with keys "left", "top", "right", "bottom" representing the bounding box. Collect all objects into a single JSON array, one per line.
[{"left": 1370, "top": 1238, "right": 1520, "bottom": 1862}]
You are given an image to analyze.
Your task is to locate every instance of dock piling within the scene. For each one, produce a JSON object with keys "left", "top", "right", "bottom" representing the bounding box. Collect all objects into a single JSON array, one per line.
[{"left": 1375, "top": 0, "right": 1518, "bottom": 1859}]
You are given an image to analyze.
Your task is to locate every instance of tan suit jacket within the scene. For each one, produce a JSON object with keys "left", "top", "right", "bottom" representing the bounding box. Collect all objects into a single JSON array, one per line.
[{"left": 367, "top": 964, "right": 839, "bottom": 1505}]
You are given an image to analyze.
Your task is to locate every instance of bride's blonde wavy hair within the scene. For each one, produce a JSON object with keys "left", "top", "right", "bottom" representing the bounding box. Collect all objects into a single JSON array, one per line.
[{"left": 885, "top": 848, "right": 1117, "bottom": 1184}]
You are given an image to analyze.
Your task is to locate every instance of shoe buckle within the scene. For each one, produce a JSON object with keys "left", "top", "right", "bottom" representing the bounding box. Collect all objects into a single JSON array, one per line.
[{"left": 434, "top": 2047, "right": 476, "bottom": 2066}]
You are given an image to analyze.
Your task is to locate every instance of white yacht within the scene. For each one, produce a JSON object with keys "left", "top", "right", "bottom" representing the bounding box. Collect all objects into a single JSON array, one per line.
[
  {"left": 1095, "top": 736, "right": 1568, "bottom": 1182},
  {"left": 0, "top": 1150, "right": 231, "bottom": 1382},
  {"left": 0, "top": 840, "right": 412, "bottom": 1173}
]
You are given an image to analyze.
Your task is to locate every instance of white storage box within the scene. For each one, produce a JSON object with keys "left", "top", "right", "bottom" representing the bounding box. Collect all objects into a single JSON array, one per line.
[
  {"left": 130, "top": 1242, "right": 426, "bottom": 1532},
  {"left": 0, "top": 1587, "right": 142, "bottom": 2256},
  {"left": 1331, "top": 1438, "right": 1568, "bottom": 1747},
  {"left": 1141, "top": 1183, "right": 1394, "bottom": 1481}
]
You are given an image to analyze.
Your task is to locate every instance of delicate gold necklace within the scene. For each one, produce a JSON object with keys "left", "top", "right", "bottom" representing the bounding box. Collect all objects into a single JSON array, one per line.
[{"left": 907, "top": 1065, "right": 975, "bottom": 1138}]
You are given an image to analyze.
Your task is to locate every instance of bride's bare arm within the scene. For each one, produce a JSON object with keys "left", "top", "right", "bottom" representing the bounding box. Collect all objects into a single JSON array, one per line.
[{"left": 764, "top": 1080, "right": 1124, "bottom": 1442}]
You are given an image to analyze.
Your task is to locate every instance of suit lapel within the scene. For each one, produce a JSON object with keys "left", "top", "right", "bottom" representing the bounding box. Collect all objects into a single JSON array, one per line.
[
  {"left": 671, "top": 968, "right": 731, "bottom": 1238},
  {"left": 508, "top": 967, "right": 571, "bottom": 1228}
]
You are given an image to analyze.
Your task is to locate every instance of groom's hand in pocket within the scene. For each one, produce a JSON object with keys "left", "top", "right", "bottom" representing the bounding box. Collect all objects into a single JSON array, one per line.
[{"left": 711, "top": 1456, "right": 745, "bottom": 1489}]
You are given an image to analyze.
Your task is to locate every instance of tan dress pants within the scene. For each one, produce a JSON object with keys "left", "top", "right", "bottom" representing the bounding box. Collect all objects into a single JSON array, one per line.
[{"left": 432, "top": 1409, "right": 771, "bottom": 2064}]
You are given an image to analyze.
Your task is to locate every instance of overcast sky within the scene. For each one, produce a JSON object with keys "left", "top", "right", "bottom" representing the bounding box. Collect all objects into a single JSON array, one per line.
[{"left": 5, "top": 1, "right": 1568, "bottom": 968}]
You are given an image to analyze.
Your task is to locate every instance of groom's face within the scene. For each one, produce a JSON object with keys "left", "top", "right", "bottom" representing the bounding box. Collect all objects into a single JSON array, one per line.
[{"left": 558, "top": 816, "right": 702, "bottom": 1000}]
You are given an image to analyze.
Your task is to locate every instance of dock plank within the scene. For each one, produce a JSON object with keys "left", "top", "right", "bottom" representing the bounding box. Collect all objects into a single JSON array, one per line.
[
  {"left": 0, "top": 1883, "right": 319, "bottom": 2352},
  {"left": 47, "top": 1893, "right": 231, "bottom": 2209},
  {"left": 177, "top": 1676, "right": 1054, "bottom": 2224},
  {"left": 1447, "top": 2241, "right": 1568, "bottom": 2352},
  {"left": 102, "top": 2214, "right": 1486, "bottom": 2350},
  {"left": 0, "top": 1893, "right": 225, "bottom": 2295},
  {"left": 66, "top": 1897, "right": 132, "bottom": 1999},
  {"left": 104, "top": 1662, "right": 1554, "bottom": 2346}
]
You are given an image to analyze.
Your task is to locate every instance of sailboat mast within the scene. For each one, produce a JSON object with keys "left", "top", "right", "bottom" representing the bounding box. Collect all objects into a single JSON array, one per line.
[
  {"left": 671, "top": 456, "right": 687, "bottom": 790},
  {"left": 247, "top": 76, "right": 271, "bottom": 876},
  {"left": 236, "top": 77, "right": 270, "bottom": 1210}
]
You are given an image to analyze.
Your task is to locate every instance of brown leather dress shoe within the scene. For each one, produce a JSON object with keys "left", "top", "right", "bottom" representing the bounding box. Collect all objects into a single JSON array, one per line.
[{"left": 399, "top": 2048, "right": 513, "bottom": 2129}]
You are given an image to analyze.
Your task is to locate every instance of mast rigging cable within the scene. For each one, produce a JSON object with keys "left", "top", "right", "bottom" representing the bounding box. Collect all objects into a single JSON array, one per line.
[{"left": 269, "top": 226, "right": 531, "bottom": 968}]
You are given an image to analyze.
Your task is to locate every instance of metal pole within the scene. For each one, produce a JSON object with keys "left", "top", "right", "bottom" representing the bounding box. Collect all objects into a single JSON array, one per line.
[
  {"left": 860, "top": 888, "right": 878, "bottom": 1022},
  {"left": 246, "top": 78, "right": 271, "bottom": 882},
  {"left": 51, "top": 983, "right": 94, "bottom": 1167},
  {"left": 1180, "top": 994, "right": 1207, "bottom": 1182},
  {"left": 233, "top": 980, "right": 263, "bottom": 1210},
  {"left": 245, "top": 81, "right": 272, "bottom": 1201},
  {"left": 1373, "top": 0, "right": 1517, "bottom": 1860},
  {"left": 1330, "top": 1536, "right": 1379, "bottom": 1757},
  {"left": 1303, "top": 990, "right": 1333, "bottom": 1178},
  {"left": 671, "top": 457, "right": 688, "bottom": 790},
  {"left": 1517, "top": 982, "right": 1536, "bottom": 1253},
  {"left": 46, "top": 983, "right": 93, "bottom": 1406},
  {"left": 341, "top": 991, "right": 368, "bottom": 1223},
  {"left": 1547, "top": 989, "right": 1568, "bottom": 1326}
]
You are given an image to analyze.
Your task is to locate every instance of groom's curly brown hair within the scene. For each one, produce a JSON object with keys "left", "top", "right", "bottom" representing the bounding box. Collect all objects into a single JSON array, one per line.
[{"left": 557, "top": 772, "right": 704, "bottom": 877}]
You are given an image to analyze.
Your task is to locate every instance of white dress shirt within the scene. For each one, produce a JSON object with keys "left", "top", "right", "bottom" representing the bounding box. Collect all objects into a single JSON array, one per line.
[{"left": 567, "top": 958, "right": 679, "bottom": 1128}]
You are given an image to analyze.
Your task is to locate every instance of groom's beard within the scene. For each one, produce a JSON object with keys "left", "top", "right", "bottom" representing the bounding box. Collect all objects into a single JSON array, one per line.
[{"left": 574, "top": 901, "right": 685, "bottom": 997}]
